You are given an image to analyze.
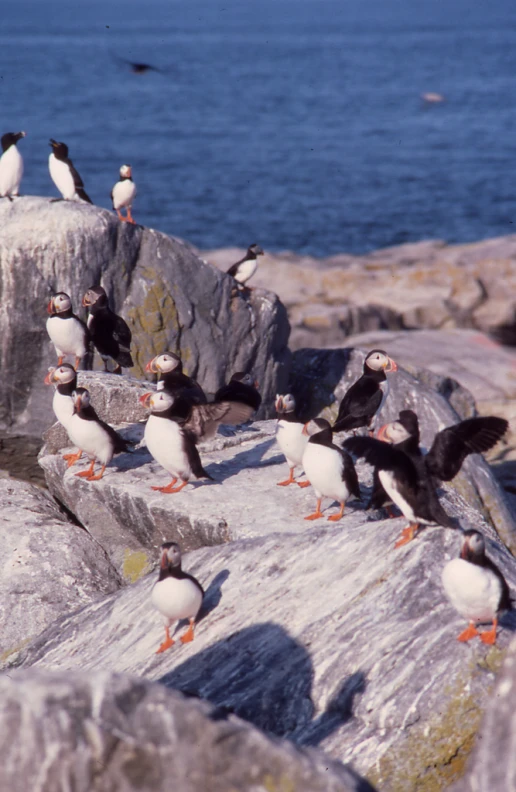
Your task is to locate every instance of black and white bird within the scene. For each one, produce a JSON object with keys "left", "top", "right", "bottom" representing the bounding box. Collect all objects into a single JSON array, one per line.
[
  {"left": 214, "top": 372, "right": 262, "bottom": 416},
  {"left": 226, "top": 244, "right": 264, "bottom": 287},
  {"left": 83, "top": 286, "right": 133, "bottom": 373},
  {"left": 49, "top": 139, "right": 92, "bottom": 203},
  {"left": 302, "top": 418, "right": 361, "bottom": 521},
  {"left": 442, "top": 530, "right": 512, "bottom": 645},
  {"left": 140, "top": 390, "right": 213, "bottom": 493},
  {"left": 44, "top": 364, "right": 85, "bottom": 468},
  {"left": 151, "top": 541, "right": 204, "bottom": 653},
  {"left": 344, "top": 432, "right": 456, "bottom": 547},
  {"left": 111, "top": 164, "right": 137, "bottom": 224},
  {"left": 65, "top": 387, "right": 131, "bottom": 481},
  {"left": 146, "top": 353, "right": 207, "bottom": 406},
  {"left": 46, "top": 292, "right": 90, "bottom": 369},
  {"left": 275, "top": 393, "right": 309, "bottom": 487},
  {"left": 333, "top": 349, "right": 398, "bottom": 434},
  {"left": 0, "top": 131, "right": 26, "bottom": 199}
]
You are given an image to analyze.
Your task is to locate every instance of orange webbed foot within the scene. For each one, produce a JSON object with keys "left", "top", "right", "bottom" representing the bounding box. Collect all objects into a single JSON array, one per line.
[
  {"left": 457, "top": 623, "right": 480, "bottom": 642},
  {"left": 297, "top": 480, "right": 311, "bottom": 488},
  {"left": 156, "top": 637, "right": 175, "bottom": 654},
  {"left": 480, "top": 618, "right": 498, "bottom": 645},
  {"left": 86, "top": 465, "right": 106, "bottom": 482},
  {"left": 304, "top": 511, "right": 324, "bottom": 521},
  {"left": 63, "top": 450, "right": 82, "bottom": 468},
  {"left": 394, "top": 523, "right": 419, "bottom": 549},
  {"left": 277, "top": 479, "right": 294, "bottom": 487},
  {"left": 180, "top": 621, "right": 195, "bottom": 644}
]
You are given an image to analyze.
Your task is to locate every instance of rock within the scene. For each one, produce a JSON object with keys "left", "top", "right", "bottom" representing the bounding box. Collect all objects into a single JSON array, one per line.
[
  {"left": 289, "top": 347, "right": 516, "bottom": 550},
  {"left": 0, "top": 197, "right": 290, "bottom": 435},
  {"left": 204, "top": 237, "right": 516, "bottom": 350},
  {"left": 11, "top": 494, "right": 516, "bottom": 791},
  {"left": 38, "top": 350, "right": 515, "bottom": 578},
  {"left": 0, "top": 670, "right": 370, "bottom": 792},
  {"left": 452, "top": 637, "right": 516, "bottom": 792},
  {"left": 0, "top": 478, "right": 121, "bottom": 664}
]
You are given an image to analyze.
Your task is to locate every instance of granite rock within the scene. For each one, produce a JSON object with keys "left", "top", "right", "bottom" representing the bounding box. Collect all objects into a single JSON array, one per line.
[
  {"left": 0, "top": 197, "right": 290, "bottom": 434},
  {"left": 0, "top": 670, "right": 370, "bottom": 792}
]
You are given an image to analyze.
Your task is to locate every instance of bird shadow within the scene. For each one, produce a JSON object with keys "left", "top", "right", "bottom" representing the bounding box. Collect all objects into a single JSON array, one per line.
[
  {"left": 159, "top": 622, "right": 369, "bottom": 761},
  {"left": 197, "top": 569, "right": 230, "bottom": 623},
  {"left": 205, "top": 437, "right": 281, "bottom": 483}
]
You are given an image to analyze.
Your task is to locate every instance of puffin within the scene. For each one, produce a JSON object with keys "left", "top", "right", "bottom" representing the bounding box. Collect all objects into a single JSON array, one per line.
[
  {"left": 140, "top": 390, "right": 213, "bottom": 493},
  {"left": 333, "top": 349, "right": 398, "bottom": 434},
  {"left": 275, "top": 393, "right": 309, "bottom": 487},
  {"left": 214, "top": 372, "right": 262, "bottom": 415},
  {"left": 344, "top": 433, "right": 456, "bottom": 547},
  {"left": 302, "top": 418, "right": 361, "bottom": 521},
  {"left": 66, "top": 387, "right": 132, "bottom": 480},
  {"left": 226, "top": 244, "right": 264, "bottom": 287},
  {"left": 83, "top": 286, "right": 133, "bottom": 373},
  {"left": 0, "top": 131, "right": 26, "bottom": 199},
  {"left": 151, "top": 542, "right": 204, "bottom": 653},
  {"left": 442, "top": 530, "right": 512, "bottom": 645},
  {"left": 111, "top": 164, "right": 137, "bottom": 224},
  {"left": 44, "top": 364, "right": 86, "bottom": 468},
  {"left": 372, "top": 410, "right": 509, "bottom": 514},
  {"left": 146, "top": 353, "right": 207, "bottom": 405},
  {"left": 49, "top": 139, "right": 92, "bottom": 202},
  {"left": 46, "top": 292, "right": 90, "bottom": 369}
]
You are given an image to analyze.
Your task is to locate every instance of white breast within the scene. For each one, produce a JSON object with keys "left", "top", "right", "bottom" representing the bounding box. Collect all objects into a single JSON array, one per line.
[
  {"left": 378, "top": 469, "right": 416, "bottom": 523},
  {"left": 0, "top": 146, "right": 23, "bottom": 197},
  {"left": 66, "top": 415, "right": 114, "bottom": 465},
  {"left": 145, "top": 415, "right": 192, "bottom": 481},
  {"left": 46, "top": 316, "right": 87, "bottom": 359},
  {"left": 303, "top": 443, "right": 349, "bottom": 502},
  {"left": 52, "top": 390, "right": 75, "bottom": 428},
  {"left": 112, "top": 179, "right": 136, "bottom": 209},
  {"left": 276, "top": 420, "right": 308, "bottom": 468},
  {"left": 234, "top": 258, "right": 257, "bottom": 284},
  {"left": 151, "top": 576, "right": 203, "bottom": 625},
  {"left": 49, "top": 154, "right": 76, "bottom": 200},
  {"left": 442, "top": 558, "right": 502, "bottom": 624},
  {"left": 371, "top": 378, "right": 390, "bottom": 430}
]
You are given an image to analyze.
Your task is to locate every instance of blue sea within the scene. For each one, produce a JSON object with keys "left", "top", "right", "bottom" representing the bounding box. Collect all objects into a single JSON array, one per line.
[{"left": 2, "top": 0, "right": 516, "bottom": 256}]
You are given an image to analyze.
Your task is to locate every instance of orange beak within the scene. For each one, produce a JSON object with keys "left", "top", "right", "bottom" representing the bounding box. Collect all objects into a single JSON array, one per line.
[
  {"left": 82, "top": 295, "right": 90, "bottom": 307},
  {"left": 145, "top": 359, "right": 158, "bottom": 373},
  {"left": 385, "top": 358, "right": 398, "bottom": 372},
  {"left": 139, "top": 392, "right": 152, "bottom": 407},
  {"left": 47, "top": 299, "right": 54, "bottom": 315},
  {"left": 302, "top": 422, "right": 309, "bottom": 436},
  {"left": 160, "top": 549, "right": 169, "bottom": 569},
  {"left": 44, "top": 370, "right": 55, "bottom": 385},
  {"left": 376, "top": 424, "right": 389, "bottom": 441},
  {"left": 254, "top": 380, "right": 259, "bottom": 389},
  {"left": 74, "top": 395, "right": 82, "bottom": 413}
]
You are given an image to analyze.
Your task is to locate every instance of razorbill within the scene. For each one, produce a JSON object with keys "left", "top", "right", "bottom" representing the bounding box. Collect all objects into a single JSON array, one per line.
[
  {"left": 275, "top": 393, "right": 309, "bottom": 487},
  {"left": 0, "top": 131, "right": 26, "bottom": 199},
  {"left": 49, "top": 139, "right": 92, "bottom": 202},
  {"left": 83, "top": 286, "right": 133, "bottom": 373},
  {"left": 151, "top": 542, "right": 204, "bottom": 653},
  {"left": 442, "top": 530, "right": 512, "bottom": 645},
  {"left": 333, "top": 349, "right": 398, "bottom": 434},
  {"left": 46, "top": 292, "right": 90, "bottom": 369},
  {"left": 111, "top": 164, "right": 137, "bottom": 224}
]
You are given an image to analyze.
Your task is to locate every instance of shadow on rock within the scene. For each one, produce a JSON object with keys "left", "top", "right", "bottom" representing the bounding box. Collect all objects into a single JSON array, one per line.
[
  {"left": 205, "top": 438, "right": 281, "bottom": 482},
  {"left": 198, "top": 569, "right": 230, "bottom": 623},
  {"left": 160, "top": 622, "right": 365, "bottom": 746},
  {"left": 289, "top": 348, "right": 354, "bottom": 421}
]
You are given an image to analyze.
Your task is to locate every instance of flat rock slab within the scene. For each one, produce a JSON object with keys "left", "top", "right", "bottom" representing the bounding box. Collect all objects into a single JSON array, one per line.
[
  {"left": 0, "top": 478, "right": 121, "bottom": 664},
  {"left": 0, "top": 670, "right": 369, "bottom": 792},
  {"left": 13, "top": 496, "right": 516, "bottom": 792}
]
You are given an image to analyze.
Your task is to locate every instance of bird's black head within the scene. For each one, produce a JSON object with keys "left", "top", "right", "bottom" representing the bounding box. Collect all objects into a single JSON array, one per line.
[
  {"left": 247, "top": 243, "right": 264, "bottom": 258},
  {"left": 230, "top": 372, "right": 259, "bottom": 388},
  {"left": 83, "top": 286, "right": 108, "bottom": 309},
  {"left": 398, "top": 410, "right": 419, "bottom": 439},
  {"left": 49, "top": 139, "right": 69, "bottom": 159},
  {"left": 1, "top": 131, "right": 26, "bottom": 152}
]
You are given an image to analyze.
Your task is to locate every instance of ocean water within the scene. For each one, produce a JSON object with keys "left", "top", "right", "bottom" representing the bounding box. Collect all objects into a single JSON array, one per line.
[{"left": 2, "top": 0, "right": 516, "bottom": 256}]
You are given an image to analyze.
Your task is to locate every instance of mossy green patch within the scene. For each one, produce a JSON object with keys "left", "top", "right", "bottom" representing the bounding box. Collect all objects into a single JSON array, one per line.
[
  {"left": 262, "top": 774, "right": 296, "bottom": 792},
  {"left": 0, "top": 639, "right": 30, "bottom": 666},
  {"left": 122, "top": 549, "right": 152, "bottom": 584}
]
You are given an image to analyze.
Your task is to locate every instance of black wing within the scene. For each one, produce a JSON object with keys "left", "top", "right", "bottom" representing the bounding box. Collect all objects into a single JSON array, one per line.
[
  {"left": 81, "top": 405, "right": 131, "bottom": 454},
  {"left": 214, "top": 383, "right": 261, "bottom": 412},
  {"left": 369, "top": 468, "right": 389, "bottom": 509},
  {"left": 340, "top": 448, "right": 361, "bottom": 500},
  {"left": 344, "top": 436, "right": 419, "bottom": 493},
  {"left": 333, "top": 377, "right": 382, "bottom": 432},
  {"left": 65, "top": 157, "right": 92, "bottom": 203},
  {"left": 483, "top": 554, "right": 512, "bottom": 612},
  {"left": 183, "top": 430, "right": 214, "bottom": 480},
  {"left": 226, "top": 254, "right": 246, "bottom": 277},
  {"left": 426, "top": 417, "right": 508, "bottom": 481},
  {"left": 112, "top": 313, "right": 132, "bottom": 348}
]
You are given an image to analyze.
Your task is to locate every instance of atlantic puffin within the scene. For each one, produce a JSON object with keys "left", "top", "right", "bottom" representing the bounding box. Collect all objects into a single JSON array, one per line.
[
  {"left": 111, "top": 164, "right": 137, "bottom": 224},
  {"left": 140, "top": 391, "right": 213, "bottom": 493},
  {"left": 0, "top": 131, "right": 26, "bottom": 199},
  {"left": 442, "top": 530, "right": 512, "bottom": 645},
  {"left": 48, "top": 139, "right": 92, "bottom": 203},
  {"left": 344, "top": 433, "right": 455, "bottom": 547},
  {"left": 333, "top": 350, "right": 398, "bottom": 434},
  {"left": 44, "top": 364, "right": 86, "bottom": 468},
  {"left": 83, "top": 286, "right": 133, "bottom": 373},
  {"left": 46, "top": 292, "right": 90, "bottom": 369},
  {"left": 214, "top": 372, "right": 262, "bottom": 415},
  {"left": 226, "top": 244, "right": 264, "bottom": 287},
  {"left": 302, "top": 418, "right": 361, "bottom": 521},
  {"left": 151, "top": 542, "right": 204, "bottom": 653},
  {"left": 146, "top": 353, "right": 207, "bottom": 405},
  {"left": 66, "top": 387, "right": 131, "bottom": 481},
  {"left": 275, "top": 393, "right": 309, "bottom": 487}
]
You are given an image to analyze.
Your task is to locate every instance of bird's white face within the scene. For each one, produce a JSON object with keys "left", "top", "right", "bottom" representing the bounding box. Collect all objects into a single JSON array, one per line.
[
  {"left": 49, "top": 293, "right": 72, "bottom": 314},
  {"left": 377, "top": 421, "right": 410, "bottom": 444},
  {"left": 275, "top": 393, "right": 296, "bottom": 413},
  {"left": 51, "top": 365, "right": 76, "bottom": 385},
  {"left": 120, "top": 164, "right": 132, "bottom": 178},
  {"left": 155, "top": 353, "right": 180, "bottom": 374},
  {"left": 148, "top": 391, "right": 175, "bottom": 412},
  {"left": 72, "top": 389, "right": 91, "bottom": 411},
  {"left": 464, "top": 532, "right": 485, "bottom": 556},
  {"left": 366, "top": 350, "right": 398, "bottom": 372},
  {"left": 161, "top": 543, "right": 181, "bottom": 568}
]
